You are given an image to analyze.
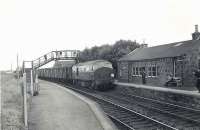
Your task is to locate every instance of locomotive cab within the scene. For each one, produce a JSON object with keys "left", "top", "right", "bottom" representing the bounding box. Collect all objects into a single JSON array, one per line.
[{"left": 72, "top": 60, "right": 114, "bottom": 90}]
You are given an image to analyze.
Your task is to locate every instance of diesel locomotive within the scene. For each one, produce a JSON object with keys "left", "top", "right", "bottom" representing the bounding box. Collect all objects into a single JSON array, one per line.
[{"left": 38, "top": 60, "right": 115, "bottom": 90}]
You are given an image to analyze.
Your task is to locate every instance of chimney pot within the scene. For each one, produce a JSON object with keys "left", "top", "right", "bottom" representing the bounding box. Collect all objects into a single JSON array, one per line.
[{"left": 192, "top": 25, "right": 200, "bottom": 40}]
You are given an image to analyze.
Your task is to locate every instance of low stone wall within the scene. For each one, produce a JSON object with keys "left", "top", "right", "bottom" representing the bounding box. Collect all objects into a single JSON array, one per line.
[{"left": 116, "top": 85, "right": 200, "bottom": 110}]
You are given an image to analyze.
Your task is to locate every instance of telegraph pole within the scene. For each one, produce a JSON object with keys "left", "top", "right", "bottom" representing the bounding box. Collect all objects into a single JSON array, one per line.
[
  {"left": 17, "top": 54, "right": 19, "bottom": 77},
  {"left": 17, "top": 53, "right": 19, "bottom": 94},
  {"left": 11, "top": 63, "right": 12, "bottom": 72},
  {"left": 23, "top": 73, "right": 28, "bottom": 127}
]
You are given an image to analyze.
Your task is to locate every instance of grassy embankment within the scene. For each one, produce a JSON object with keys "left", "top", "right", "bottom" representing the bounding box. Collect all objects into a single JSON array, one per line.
[{"left": 1, "top": 72, "right": 24, "bottom": 130}]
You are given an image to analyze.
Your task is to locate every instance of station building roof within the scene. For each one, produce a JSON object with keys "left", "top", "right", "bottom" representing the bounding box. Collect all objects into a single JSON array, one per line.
[{"left": 119, "top": 40, "right": 200, "bottom": 61}]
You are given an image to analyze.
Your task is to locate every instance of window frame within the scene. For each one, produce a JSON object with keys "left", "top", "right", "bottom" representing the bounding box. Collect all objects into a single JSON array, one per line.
[
  {"left": 148, "top": 65, "right": 158, "bottom": 77},
  {"left": 132, "top": 66, "right": 145, "bottom": 77},
  {"left": 132, "top": 67, "right": 136, "bottom": 76}
]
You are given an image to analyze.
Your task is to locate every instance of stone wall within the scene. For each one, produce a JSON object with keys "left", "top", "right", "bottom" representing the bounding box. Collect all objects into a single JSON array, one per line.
[
  {"left": 117, "top": 62, "right": 129, "bottom": 82},
  {"left": 128, "top": 58, "right": 174, "bottom": 86},
  {"left": 116, "top": 85, "right": 200, "bottom": 110},
  {"left": 182, "top": 49, "right": 199, "bottom": 87},
  {"left": 117, "top": 49, "right": 200, "bottom": 87},
  {"left": 118, "top": 58, "right": 175, "bottom": 86}
]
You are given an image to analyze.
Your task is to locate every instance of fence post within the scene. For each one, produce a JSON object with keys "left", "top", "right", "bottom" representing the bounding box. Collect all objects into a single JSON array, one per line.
[
  {"left": 30, "top": 70, "right": 33, "bottom": 96},
  {"left": 35, "top": 73, "right": 39, "bottom": 94},
  {"left": 23, "top": 73, "right": 28, "bottom": 127}
]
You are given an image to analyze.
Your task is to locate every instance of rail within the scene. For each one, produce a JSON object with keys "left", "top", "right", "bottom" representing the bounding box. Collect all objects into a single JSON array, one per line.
[
  {"left": 57, "top": 83, "right": 178, "bottom": 130},
  {"left": 55, "top": 81, "right": 200, "bottom": 129}
]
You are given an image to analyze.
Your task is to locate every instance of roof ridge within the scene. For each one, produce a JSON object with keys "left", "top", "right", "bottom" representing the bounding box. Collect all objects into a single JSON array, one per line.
[
  {"left": 147, "top": 40, "right": 192, "bottom": 49},
  {"left": 119, "top": 39, "right": 199, "bottom": 61}
]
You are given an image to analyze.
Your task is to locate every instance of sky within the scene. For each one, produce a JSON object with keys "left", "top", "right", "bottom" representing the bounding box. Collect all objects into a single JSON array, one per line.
[{"left": 0, "top": 0, "right": 200, "bottom": 70}]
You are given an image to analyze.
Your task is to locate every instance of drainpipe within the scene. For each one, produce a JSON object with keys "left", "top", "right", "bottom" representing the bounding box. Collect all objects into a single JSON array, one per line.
[{"left": 173, "top": 58, "right": 176, "bottom": 77}]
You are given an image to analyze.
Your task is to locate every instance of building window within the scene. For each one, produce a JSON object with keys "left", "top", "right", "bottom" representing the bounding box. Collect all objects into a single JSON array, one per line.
[
  {"left": 152, "top": 66, "right": 156, "bottom": 76},
  {"left": 132, "top": 67, "right": 136, "bottom": 75},
  {"left": 148, "top": 67, "right": 152, "bottom": 76},
  {"left": 132, "top": 67, "right": 139, "bottom": 76},
  {"left": 148, "top": 65, "right": 158, "bottom": 77},
  {"left": 132, "top": 67, "right": 145, "bottom": 76},
  {"left": 136, "top": 67, "right": 139, "bottom": 75},
  {"left": 157, "top": 66, "right": 160, "bottom": 76},
  {"left": 139, "top": 67, "right": 145, "bottom": 75}
]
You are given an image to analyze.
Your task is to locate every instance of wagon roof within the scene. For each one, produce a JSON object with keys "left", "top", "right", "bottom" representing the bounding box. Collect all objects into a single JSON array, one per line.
[
  {"left": 119, "top": 40, "right": 200, "bottom": 61},
  {"left": 53, "top": 60, "right": 75, "bottom": 68},
  {"left": 74, "top": 60, "right": 111, "bottom": 67}
]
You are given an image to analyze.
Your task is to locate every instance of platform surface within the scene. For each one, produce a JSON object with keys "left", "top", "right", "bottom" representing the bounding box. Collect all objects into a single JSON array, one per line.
[
  {"left": 115, "top": 81, "right": 200, "bottom": 97},
  {"left": 28, "top": 80, "right": 105, "bottom": 130}
]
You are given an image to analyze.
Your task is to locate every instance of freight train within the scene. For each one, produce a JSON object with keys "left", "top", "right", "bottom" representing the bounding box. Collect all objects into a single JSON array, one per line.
[{"left": 38, "top": 60, "right": 115, "bottom": 90}]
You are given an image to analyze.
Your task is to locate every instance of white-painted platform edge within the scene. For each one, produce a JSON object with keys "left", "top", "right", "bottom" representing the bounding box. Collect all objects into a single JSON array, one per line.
[
  {"left": 49, "top": 82, "right": 118, "bottom": 130},
  {"left": 115, "top": 81, "right": 200, "bottom": 97}
]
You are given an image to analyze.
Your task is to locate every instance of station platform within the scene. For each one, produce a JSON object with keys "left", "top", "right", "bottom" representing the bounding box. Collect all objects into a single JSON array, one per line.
[
  {"left": 115, "top": 81, "right": 200, "bottom": 97},
  {"left": 28, "top": 80, "right": 117, "bottom": 130},
  {"left": 114, "top": 81, "right": 200, "bottom": 110}
]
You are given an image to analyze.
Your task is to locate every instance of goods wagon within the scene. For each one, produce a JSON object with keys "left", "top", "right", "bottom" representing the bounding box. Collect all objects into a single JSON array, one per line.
[
  {"left": 38, "top": 60, "right": 114, "bottom": 91},
  {"left": 38, "top": 67, "right": 72, "bottom": 82}
]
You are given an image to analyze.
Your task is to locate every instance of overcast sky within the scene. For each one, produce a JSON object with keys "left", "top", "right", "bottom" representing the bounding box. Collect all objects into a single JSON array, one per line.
[{"left": 0, "top": 0, "right": 200, "bottom": 70}]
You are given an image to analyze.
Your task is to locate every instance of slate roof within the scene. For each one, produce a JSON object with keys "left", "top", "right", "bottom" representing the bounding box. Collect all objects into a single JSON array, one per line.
[{"left": 119, "top": 40, "right": 200, "bottom": 61}]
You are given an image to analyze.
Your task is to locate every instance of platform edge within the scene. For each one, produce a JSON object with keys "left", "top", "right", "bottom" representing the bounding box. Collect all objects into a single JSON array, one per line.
[{"left": 52, "top": 83, "right": 118, "bottom": 130}]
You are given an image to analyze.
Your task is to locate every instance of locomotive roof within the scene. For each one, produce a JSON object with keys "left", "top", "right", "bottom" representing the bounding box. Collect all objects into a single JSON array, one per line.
[
  {"left": 74, "top": 60, "right": 111, "bottom": 67},
  {"left": 119, "top": 40, "right": 200, "bottom": 61}
]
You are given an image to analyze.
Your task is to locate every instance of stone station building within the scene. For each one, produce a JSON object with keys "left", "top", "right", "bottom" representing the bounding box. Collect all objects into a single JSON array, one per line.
[{"left": 117, "top": 25, "right": 200, "bottom": 87}]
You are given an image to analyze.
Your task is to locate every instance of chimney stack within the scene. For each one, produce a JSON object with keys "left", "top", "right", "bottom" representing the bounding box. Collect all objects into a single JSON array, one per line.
[
  {"left": 192, "top": 24, "right": 200, "bottom": 40},
  {"left": 195, "top": 25, "right": 199, "bottom": 32}
]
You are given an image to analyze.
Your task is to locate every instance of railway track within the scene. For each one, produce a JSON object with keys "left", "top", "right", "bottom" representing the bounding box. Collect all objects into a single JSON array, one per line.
[
  {"left": 76, "top": 85, "right": 200, "bottom": 130},
  {"left": 49, "top": 80, "right": 200, "bottom": 130},
  {"left": 59, "top": 83, "right": 177, "bottom": 130},
  {"left": 99, "top": 91, "right": 200, "bottom": 129},
  {"left": 111, "top": 89, "right": 200, "bottom": 123}
]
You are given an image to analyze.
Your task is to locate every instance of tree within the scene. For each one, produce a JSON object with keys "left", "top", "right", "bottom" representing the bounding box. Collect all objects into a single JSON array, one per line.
[{"left": 79, "top": 39, "right": 140, "bottom": 71}]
